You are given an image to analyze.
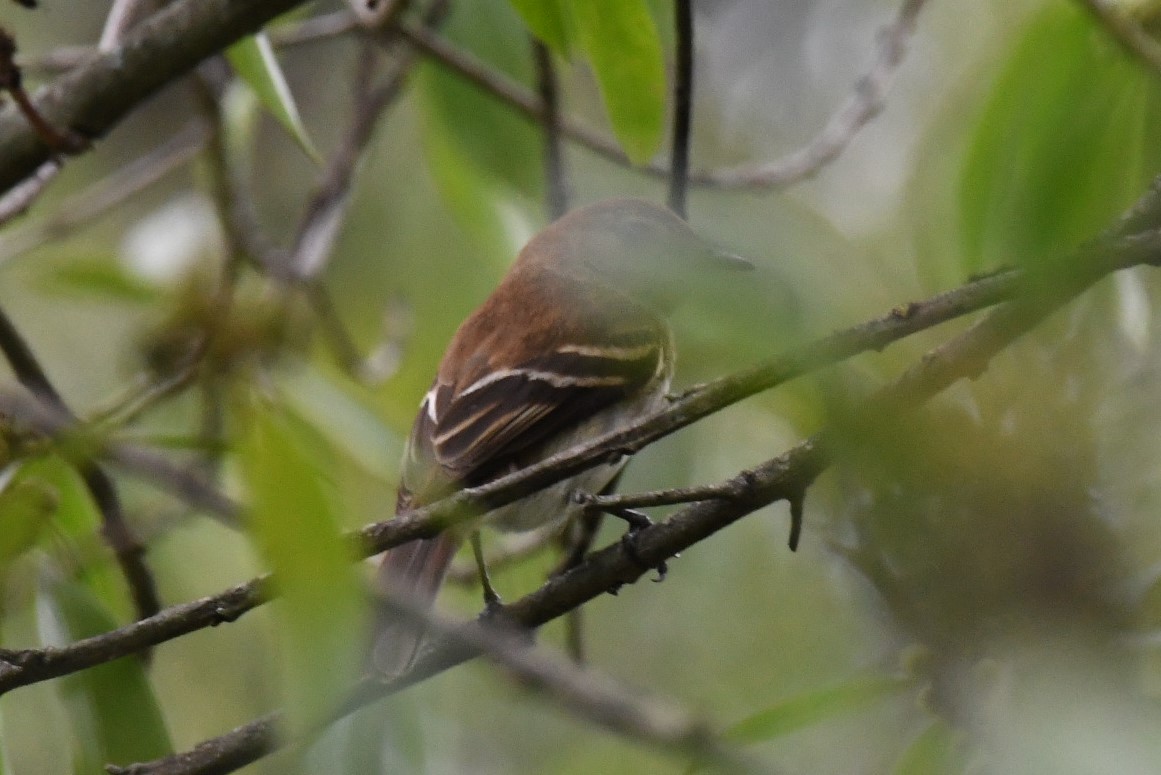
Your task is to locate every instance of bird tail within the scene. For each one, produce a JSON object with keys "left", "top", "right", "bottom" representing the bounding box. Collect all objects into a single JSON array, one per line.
[{"left": 370, "top": 532, "right": 462, "bottom": 677}]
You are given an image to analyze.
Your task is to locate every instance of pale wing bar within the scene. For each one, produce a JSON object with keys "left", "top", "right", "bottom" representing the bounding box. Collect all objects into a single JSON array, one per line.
[{"left": 431, "top": 340, "right": 663, "bottom": 482}]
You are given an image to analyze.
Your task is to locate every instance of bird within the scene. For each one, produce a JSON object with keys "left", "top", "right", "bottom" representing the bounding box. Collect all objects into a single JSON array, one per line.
[{"left": 371, "top": 197, "right": 751, "bottom": 675}]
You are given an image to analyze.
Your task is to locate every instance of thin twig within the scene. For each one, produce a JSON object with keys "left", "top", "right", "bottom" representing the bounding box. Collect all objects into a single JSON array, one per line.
[
  {"left": 0, "top": 160, "right": 58, "bottom": 226},
  {"left": 271, "top": 10, "right": 359, "bottom": 47},
  {"left": 0, "top": 390, "right": 242, "bottom": 525},
  {"left": 395, "top": 0, "right": 929, "bottom": 191},
  {"left": 555, "top": 510, "right": 604, "bottom": 663},
  {"left": 87, "top": 358, "right": 203, "bottom": 431},
  {"left": 706, "top": 0, "right": 929, "bottom": 188},
  {"left": 113, "top": 586, "right": 775, "bottom": 775},
  {"left": 289, "top": 0, "right": 450, "bottom": 282},
  {"left": 668, "top": 0, "right": 694, "bottom": 217},
  {"left": 286, "top": 1, "right": 448, "bottom": 380},
  {"left": 347, "top": 0, "right": 409, "bottom": 31},
  {"left": 0, "top": 308, "right": 161, "bottom": 621},
  {"left": 532, "top": 38, "right": 568, "bottom": 220},
  {"left": 194, "top": 63, "right": 286, "bottom": 274},
  {"left": 579, "top": 482, "right": 740, "bottom": 513},
  {"left": 285, "top": 41, "right": 382, "bottom": 281},
  {"left": 0, "top": 27, "right": 88, "bottom": 155},
  {"left": 303, "top": 283, "right": 364, "bottom": 372},
  {"left": 395, "top": 23, "right": 649, "bottom": 174},
  {"left": 0, "top": 121, "right": 209, "bottom": 265},
  {"left": 367, "top": 593, "right": 773, "bottom": 775}
]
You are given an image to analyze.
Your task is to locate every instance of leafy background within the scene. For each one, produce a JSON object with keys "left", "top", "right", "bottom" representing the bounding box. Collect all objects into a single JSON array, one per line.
[{"left": 3, "top": 0, "right": 1161, "bottom": 773}]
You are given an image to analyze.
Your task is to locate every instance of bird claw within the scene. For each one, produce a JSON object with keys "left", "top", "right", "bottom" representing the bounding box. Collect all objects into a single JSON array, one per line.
[
  {"left": 481, "top": 588, "right": 504, "bottom": 618},
  {"left": 618, "top": 520, "right": 669, "bottom": 584}
]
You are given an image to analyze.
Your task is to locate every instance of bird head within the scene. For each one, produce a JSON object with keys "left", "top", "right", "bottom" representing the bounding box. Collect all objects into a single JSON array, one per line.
[{"left": 518, "top": 198, "right": 752, "bottom": 314}]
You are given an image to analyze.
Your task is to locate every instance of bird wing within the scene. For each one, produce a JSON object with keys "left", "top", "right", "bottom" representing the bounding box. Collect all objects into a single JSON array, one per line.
[{"left": 398, "top": 324, "right": 667, "bottom": 507}]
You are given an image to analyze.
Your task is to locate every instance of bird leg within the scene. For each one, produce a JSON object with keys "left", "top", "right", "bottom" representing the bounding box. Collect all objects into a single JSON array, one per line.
[
  {"left": 469, "top": 530, "right": 503, "bottom": 614},
  {"left": 571, "top": 487, "right": 669, "bottom": 587}
]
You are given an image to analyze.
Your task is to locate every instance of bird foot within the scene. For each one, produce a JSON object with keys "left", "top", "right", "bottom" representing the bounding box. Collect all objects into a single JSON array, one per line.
[
  {"left": 481, "top": 588, "right": 504, "bottom": 618},
  {"left": 604, "top": 509, "right": 668, "bottom": 593}
]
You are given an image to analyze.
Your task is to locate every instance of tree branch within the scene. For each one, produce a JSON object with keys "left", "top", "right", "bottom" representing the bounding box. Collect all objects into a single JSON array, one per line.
[
  {"left": 0, "top": 257, "right": 1044, "bottom": 698},
  {"left": 116, "top": 221, "right": 1161, "bottom": 775},
  {"left": 0, "top": 0, "right": 311, "bottom": 195},
  {"left": 11, "top": 169, "right": 1161, "bottom": 700}
]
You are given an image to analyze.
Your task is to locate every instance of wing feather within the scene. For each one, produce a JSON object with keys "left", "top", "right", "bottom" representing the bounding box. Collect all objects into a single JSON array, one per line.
[{"left": 399, "top": 337, "right": 664, "bottom": 504}]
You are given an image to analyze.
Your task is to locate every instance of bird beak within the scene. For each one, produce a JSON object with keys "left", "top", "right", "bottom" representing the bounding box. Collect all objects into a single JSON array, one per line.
[{"left": 705, "top": 244, "right": 754, "bottom": 270}]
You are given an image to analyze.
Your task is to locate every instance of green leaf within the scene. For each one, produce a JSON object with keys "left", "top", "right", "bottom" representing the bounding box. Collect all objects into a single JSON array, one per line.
[
  {"left": 893, "top": 722, "right": 962, "bottom": 775},
  {"left": 221, "top": 78, "right": 262, "bottom": 175},
  {"left": 280, "top": 362, "right": 404, "bottom": 480},
  {"left": 17, "top": 456, "right": 130, "bottom": 621},
  {"left": 0, "top": 468, "right": 57, "bottom": 573},
  {"left": 959, "top": 3, "right": 1161, "bottom": 275},
  {"left": 724, "top": 674, "right": 911, "bottom": 744},
  {"left": 226, "top": 32, "right": 321, "bottom": 164},
  {"left": 239, "top": 399, "right": 364, "bottom": 732},
  {"left": 508, "top": 0, "right": 573, "bottom": 53},
  {"left": 417, "top": 2, "right": 542, "bottom": 253},
  {"left": 37, "top": 579, "right": 172, "bottom": 771},
  {"left": 422, "top": 107, "right": 536, "bottom": 257},
  {"left": 36, "top": 260, "right": 159, "bottom": 303},
  {"left": 567, "top": 0, "right": 666, "bottom": 163}
]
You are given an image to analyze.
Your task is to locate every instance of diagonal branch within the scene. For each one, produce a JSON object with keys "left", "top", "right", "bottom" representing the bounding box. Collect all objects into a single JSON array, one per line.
[
  {"left": 706, "top": 0, "right": 929, "bottom": 188},
  {"left": 110, "top": 591, "right": 778, "bottom": 775},
  {"left": 118, "top": 221, "right": 1161, "bottom": 775},
  {"left": 289, "top": 0, "right": 451, "bottom": 282},
  {"left": 0, "top": 258, "right": 1067, "bottom": 698},
  {"left": 11, "top": 166, "right": 1161, "bottom": 700},
  {"left": 0, "top": 0, "right": 312, "bottom": 195}
]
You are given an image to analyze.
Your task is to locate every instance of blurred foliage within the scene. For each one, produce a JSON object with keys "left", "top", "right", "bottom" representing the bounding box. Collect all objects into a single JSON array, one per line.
[
  {"left": 226, "top": 33, "right": 321, "bottom": 164},
  {"left": 506, "top": 0, "right": 668, "bottom": 163},
  {"left": 508, "top": 0, "right": 574, "bottom": 55},
  {"left": 568, "top": 0, "right": 667, "bottom": 164},
  {"left": 2, "top": 0, "right": 1161, "bottom": 774},
  {"left": 416, "top": 0, "right": 542, "bottom": 254},
  {"left": 238, "top": 396, "right": 366, "bottom": 736},
  {"left": 37, "top": 579, "right": 173, "bottom": 772},
  {"left": 959, "top": 1, "right": 1161, "bottom": 277},
  {"left": 721, "top": 673, "right": 914, "bottom": 746}
]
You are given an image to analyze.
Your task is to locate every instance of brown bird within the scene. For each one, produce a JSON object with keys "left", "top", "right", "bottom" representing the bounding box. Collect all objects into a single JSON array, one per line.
[{"left": 372, "top": 198, "right": 750, "bottom": 674}]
